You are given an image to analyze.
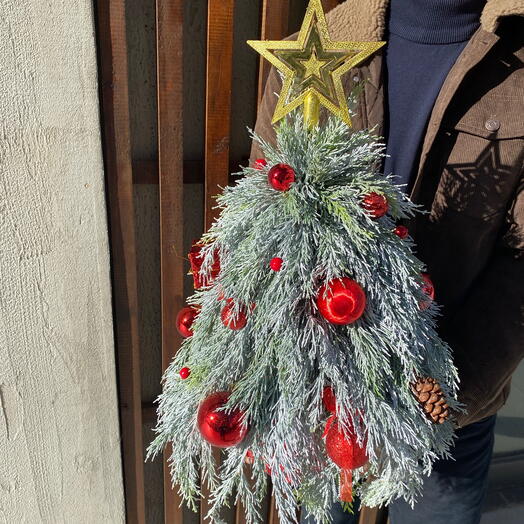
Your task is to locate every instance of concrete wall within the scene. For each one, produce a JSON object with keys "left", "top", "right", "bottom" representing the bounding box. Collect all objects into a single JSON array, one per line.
[{"left": 0, "top": 1, "right": 125, "bottom": 522}]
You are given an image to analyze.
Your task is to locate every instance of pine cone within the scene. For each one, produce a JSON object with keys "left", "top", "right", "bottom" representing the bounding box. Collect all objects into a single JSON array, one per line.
[{"left": 411, "top": 377, "right": 450, "bottom": 424}]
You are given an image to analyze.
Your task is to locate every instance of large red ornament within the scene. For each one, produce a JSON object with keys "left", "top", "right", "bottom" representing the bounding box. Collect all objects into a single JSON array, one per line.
[
  {"left": 269, "top": 257, "right": 283, "bottom": 271},
  {"left": 324, "top": 416, "right": 368, "bottom": 470},
  {"left": 197, "top": 392, "right": 248, "bottom": 447},
  {"left": 267, "top": 163, "right": 296, "bottom": 191},
  {"left": 188, "top": 242, "right": 221, "bottom": 289},
  {"left": 176, "top": 306, "right": 199, "bottom": 338},
  {"left": 322, "top": 386, "right": 337, "bottom": 413},
  {"left": 221, "top": 299, "right": 248, "bottom": 330},
  {"left": 317, "top": 277, "right": 366, "bottom": 325},
  {"left": 420, "top": 273, "right": 435, "bottom": 310},
  {"left": 362, "top": 192, "right": 389, "bottom": 218}
]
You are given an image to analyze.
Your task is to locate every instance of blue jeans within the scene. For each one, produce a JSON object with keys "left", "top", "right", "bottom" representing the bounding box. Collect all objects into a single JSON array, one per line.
[{"left": 301, "top": 415, "right": 496, "bottom": 524}]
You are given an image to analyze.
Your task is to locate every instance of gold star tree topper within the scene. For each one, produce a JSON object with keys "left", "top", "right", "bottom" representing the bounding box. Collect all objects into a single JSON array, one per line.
[{"left": 248, "top": 0, "right": 385, "bottom": 128}]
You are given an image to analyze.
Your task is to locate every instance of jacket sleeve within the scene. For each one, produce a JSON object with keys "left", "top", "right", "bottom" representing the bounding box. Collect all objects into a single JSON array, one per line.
[
  {"left": 249, "top": 66, "right": 283, "bottom": 164},
  {"left": 443, "top": 172, "right": 524, "bottom": 427}
]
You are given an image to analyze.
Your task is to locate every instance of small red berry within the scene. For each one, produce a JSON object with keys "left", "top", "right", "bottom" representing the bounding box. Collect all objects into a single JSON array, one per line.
[
  {"left": 179, "top": 367, "right": 191, "bottom": 379},
  {"left": 254, "top": 158, "right": 267, "bottom": 169},
  {"left": 394, "top": 225, "right": 409, "bottom": 239},
  {"left": 269, "top": 257, "right": 283, "bottom": 271}
]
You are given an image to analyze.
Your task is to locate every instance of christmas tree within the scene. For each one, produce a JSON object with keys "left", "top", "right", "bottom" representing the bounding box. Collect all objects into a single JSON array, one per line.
[{"left": 149, "top": 1, "right": 461, "bottom": 522}]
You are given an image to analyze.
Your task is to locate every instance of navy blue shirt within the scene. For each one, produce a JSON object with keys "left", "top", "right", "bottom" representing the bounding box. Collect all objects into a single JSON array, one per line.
[{"left": 383, "top": 0, "right": 486, "bottom": 192}]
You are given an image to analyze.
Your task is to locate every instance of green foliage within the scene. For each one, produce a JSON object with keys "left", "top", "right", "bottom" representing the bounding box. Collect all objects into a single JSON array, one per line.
[{"left": 148, "top": 109, "right": 461, "bottom": 524}]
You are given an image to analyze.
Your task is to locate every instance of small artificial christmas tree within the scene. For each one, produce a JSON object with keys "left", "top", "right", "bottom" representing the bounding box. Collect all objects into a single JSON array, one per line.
[{"left": 149, "top": 1, "right": 461, "bottom": 522}]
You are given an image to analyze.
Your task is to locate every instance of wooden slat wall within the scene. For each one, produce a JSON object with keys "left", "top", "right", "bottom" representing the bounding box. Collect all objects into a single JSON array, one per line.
[
  {"left": 156, "top": 1, "right": 185, "bottom": 524},
  {"left": 97, "top": 0, "right": 386, "bottom": 522},
  {"left": 95, "top": 1, "right": 146, "bottom": 522}
]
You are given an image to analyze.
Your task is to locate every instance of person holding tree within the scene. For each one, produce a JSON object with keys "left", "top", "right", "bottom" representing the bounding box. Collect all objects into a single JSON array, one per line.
[{"left": 251, "top": 1, "right": 524, "bottom": 523}]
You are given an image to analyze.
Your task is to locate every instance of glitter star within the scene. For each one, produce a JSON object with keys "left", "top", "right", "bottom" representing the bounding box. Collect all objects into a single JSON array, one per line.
[{"left": 247, "top": 0, "right": 384, "bottom": 126}]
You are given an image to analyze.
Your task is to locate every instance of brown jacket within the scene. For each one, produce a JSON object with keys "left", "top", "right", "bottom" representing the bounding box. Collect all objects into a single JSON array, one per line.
[{"left": 251, "top": 0, "right": 524, "bottom": 427}]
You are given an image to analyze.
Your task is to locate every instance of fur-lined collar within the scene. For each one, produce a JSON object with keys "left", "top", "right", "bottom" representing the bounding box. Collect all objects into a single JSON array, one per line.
[{"left": 326, "top": 0, "right": 524, "bottom": 40}]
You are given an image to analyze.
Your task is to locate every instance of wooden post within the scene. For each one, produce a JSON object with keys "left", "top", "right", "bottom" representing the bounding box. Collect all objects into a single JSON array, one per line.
[
  {"left": 204, "top": 0, "right": 235, "bottom": 232},
  {"left": 201, "top": 0, "right": 235, "bottom": 522},
  {"left": 95, "top": 1, "right": 146, "bottom": 522},
  {"left": 156, "top": 1, "right": 185, "bottom": 524},
  {"left": 257, "top": 0, "right": 290, "bottom": 106}
]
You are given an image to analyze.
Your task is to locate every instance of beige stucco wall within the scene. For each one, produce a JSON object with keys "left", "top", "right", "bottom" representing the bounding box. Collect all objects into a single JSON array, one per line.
[{"left": 0, "top": 1, "right": 125, "bottom": 522}]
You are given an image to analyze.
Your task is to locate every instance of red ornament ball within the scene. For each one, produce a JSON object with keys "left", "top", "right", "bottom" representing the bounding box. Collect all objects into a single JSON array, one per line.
[
  {"left": 254, "top": 158, "right": 267, "bottom": 169},
  {"left": 267, "top": 163, "right": 296, "bottom": 191},
  {"left": 317, "top": 277, "right": 366, "bottom": 325},
  {"left": 322, "top": 386, "right": 337, "bottom": 413},
  {"left": 362, "top": 192, "right": 389, "bottom": 218},
  {"left": 188, "top": 242, "right": 221, "bottom": 289},
  {"left": 197, "top": 392, "right": 248, "bottom": 447},
  {"left": 176, "top": 306, "right": 199, "bottom": 338},
  {"left": 269, "top": 257, "right": 283, "bottom": 271},
  {"left": 420, "top": 273, "right": 435, "bottom": 310},
  {"left": 324, "top": 416, "right": 368, "bottom": 470},
  {"left": 179, "top": 367, "right": 191, "bottom": 379},
  {"left": 394, "top": 225, "right": 409, "bottom": 239},
  {"left": 221, "top": 299, "right": 248, "bottom": 330}
]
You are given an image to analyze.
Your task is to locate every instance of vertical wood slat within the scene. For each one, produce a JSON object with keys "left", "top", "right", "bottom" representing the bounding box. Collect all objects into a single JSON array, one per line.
[
  {"left": 202, "top": 1, "right": 235, "bottom": 523},
  {"left": 359, "top": 506, "right": 389, "bottom": 524},
  {"left": 204, "top": 0, "right": 235, "bottom": 232},
  {"left": 254, "top": 3, "right": 294, "bottom": 523},
  {"left": 156, "top": 1, "right": 185, "bottom": 524},
  {"left": 95, "top": 1, "right": 146, "bottom": 522},
  {"left": 257, "top": 0, "right": 290, "bottom": 106}
]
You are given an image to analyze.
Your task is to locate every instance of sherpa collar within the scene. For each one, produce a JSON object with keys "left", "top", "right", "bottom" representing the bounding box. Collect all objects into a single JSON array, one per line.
[{"left": 325, "top": 0, "right": 524, "bottom": 40}]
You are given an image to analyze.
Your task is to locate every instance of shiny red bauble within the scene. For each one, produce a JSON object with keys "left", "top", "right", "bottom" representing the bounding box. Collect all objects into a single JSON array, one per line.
[
  {"left": 269, "top": 257, "right": 283, "bottom": 271},
  {"left": 179, "top": 367, "right": 191, "bottom": 379},
  {"left": 394, "top": 225, "right": 409, "bottom": 239},
  {"left": 362, "top": 192, "right": 389, "bottom": 218},
  {"left": 267, "top": 163, "right": 296, "bottom": 191},
  {"left": 420, "top": 273, "right": 435, "bottom": 310},
  {"left": 324, "top": 416, "right": 368, "bottom": 470},
  {"left": 322, "top": 386, "right": 337, "bottom": 413},
  {"left": 197, "top": 391, "right": 248, "bottom": 447},
  {"left": 221, "top": 299, "right": 248, "bottom": 330},
  {"left": 176, "top": 306, "right": 199, "bottom": 337},
  {"left": 317, "top": 277, "right": 366, "bottom": 325},
  {"left": 188, "top": 242, "right": 221, "bottom": 289},
  {"left": 254, "top": 158, "right": 267, "bottom": 169}
]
